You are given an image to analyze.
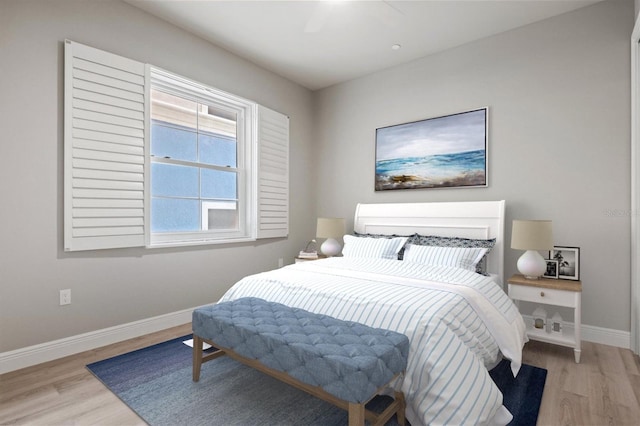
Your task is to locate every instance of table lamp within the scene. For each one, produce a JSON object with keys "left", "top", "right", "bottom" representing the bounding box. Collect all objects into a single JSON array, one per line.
[
  {"left": 316, "top": 217, "right": 345, "bottom": 257},
  {"left": 511, "top": 219, "right": 553, "bottom": 279}
]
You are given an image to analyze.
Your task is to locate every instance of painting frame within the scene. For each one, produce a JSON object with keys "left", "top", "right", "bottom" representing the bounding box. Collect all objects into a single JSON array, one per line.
[
  {"left": 375, "top": 107, "right": 488, "bottom": 191},
  {"left": 543, "top": 259, "right": 559, "bottom": 279},
  {"left": 549, "top": 246, "right": 580, "bottom": 281}
]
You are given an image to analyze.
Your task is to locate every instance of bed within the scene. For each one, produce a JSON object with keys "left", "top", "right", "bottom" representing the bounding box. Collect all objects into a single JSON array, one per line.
[{"left": 218, "top": 200, "right": 527, "bottom": 425}]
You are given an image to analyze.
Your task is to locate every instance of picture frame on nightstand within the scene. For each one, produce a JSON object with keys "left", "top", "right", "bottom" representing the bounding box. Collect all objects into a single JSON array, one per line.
[
  {"left": 543, "top": 259, "right": 559, "bottom": 279},
  {"left": 549, "top": 246, "right": 580, "bottom": 280}
]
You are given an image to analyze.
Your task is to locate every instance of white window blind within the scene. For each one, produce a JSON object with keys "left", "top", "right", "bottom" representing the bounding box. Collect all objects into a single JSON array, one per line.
[
  {"left": 256, "top": 105, "right": 289, "bottom": 239},
  {"left": 64, "top": 40, "right": 146, "bottom": 251},
  {"left": 64, "top": 40, "right": 289, "bottom": 251}
]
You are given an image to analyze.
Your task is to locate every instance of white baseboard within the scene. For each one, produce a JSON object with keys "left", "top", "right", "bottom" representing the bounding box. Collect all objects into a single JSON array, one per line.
[
  {"left": 0, "top": 306, "right": 200, "bottom": 375},
  {"left": 522, "top": 314, "right": 630, "bottom": 349},
  {"left": 1, "top": 309, "right": 631, "bottom": 375},
  {"left": 581, "top": 323, "right": 631, "bottom": 348}
]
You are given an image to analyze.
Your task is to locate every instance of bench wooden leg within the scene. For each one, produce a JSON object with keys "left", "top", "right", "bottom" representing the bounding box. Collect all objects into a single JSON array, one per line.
[
  {"left": 395, "top": 391, "right": 406, "bottom": 426},
  {"left": 367, "top": 391, "right": 406, "bottom": 426},
  {"left": 348, "top": 402, "right": 365, "bottom": 426},
  {"left": 192, "top": 334, "right": 203, "bottom": 382}
]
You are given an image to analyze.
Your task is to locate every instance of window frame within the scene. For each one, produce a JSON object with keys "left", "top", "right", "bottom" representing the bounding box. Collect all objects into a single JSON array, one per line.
[
  {"left": 145, "top": 67, "right": 256, "bottom": 248},
  {"left": 64, "top": 40, "right": 288, "bottom": 252}
]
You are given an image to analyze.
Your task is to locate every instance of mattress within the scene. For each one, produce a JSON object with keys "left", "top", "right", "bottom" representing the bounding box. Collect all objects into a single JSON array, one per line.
[{"left": 219, "top": 257, "right": 527, "bottom": 426}]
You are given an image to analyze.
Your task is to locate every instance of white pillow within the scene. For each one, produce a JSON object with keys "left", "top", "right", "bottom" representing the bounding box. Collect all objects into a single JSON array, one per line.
[
  {"left": 403, "top": 244, "right": 488, "bottom": 272},
  {"left": 342, "top": 235, "right": 407, "bottom": 259}
]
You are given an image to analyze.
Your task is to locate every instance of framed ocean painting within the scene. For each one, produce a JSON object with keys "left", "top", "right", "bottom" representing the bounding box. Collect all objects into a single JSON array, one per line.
[{"left": 375, "top": 108, "right": 488, "bottom": 191}]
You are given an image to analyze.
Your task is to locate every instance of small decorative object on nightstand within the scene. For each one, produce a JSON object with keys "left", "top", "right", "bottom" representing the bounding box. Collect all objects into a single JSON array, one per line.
[
  {"left": 298, "top": 239, "right": 318, "bottom": 259},
  {"left": 550, "top": 312, "right": 563, "bottom": 335},
  {"left": 549, "top": 246, "right": 580, "bottom": 281},
  {"left": 532, "top": 306, "right": 547, "bottom": 330},
  {"left": 508, "top": 274, "right": 582, "bottom": 363},
  {"left": 294, "top": 255, "right": 327, "bottom": 263}
]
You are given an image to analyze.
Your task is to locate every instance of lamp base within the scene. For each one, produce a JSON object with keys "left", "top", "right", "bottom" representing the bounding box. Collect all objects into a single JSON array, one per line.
[
  {"left": 517, "top": 250, "right": 547, "bottom": 279},
  {"left": 320, "top": 238, "right": 341, "bottom": 257}
]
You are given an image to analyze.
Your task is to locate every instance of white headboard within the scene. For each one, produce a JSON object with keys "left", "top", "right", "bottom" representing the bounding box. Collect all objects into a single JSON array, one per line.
[{"left": 353, "top": 200, "right": 506, "bottom": 283}]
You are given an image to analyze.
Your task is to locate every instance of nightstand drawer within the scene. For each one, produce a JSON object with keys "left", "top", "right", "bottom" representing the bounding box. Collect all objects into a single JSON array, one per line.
[{"left": 508, "top": 284, "right": 577, "bottom": 307}]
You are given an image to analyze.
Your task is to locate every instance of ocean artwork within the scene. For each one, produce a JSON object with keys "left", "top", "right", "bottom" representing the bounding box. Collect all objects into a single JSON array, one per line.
[{"left": 375, "top": 108, "right": 487, "bottom": 190}]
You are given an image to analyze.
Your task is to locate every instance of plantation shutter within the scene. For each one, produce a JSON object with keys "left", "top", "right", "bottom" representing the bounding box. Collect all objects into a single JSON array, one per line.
[
  {"left": 64, "top": 40, "right": 146, "bottom": 251},
  {"left": 256, "top": 105, "right": 289, "bottom": 239}
]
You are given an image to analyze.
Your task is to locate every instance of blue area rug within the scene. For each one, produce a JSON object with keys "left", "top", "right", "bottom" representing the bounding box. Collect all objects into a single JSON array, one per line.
[
  {"left": 489, "top": 359, "right": 547, "bottom": 426},
  {"left": 87, "top": 335, "right": 546, "bottom": 425}
]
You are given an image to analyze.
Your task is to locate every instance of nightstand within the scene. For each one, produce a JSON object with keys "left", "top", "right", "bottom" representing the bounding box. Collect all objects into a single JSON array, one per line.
[{"left": 507, "top": 274, "right": 582, "bottom": 363}]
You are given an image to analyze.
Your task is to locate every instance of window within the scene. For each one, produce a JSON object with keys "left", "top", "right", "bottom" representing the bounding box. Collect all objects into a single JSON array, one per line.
[
  {"left": 148, "top": 69, "right": 254, "bottom": 246},
  {"left": 64, "top": 40, "right": 289, "bottom": 251}
]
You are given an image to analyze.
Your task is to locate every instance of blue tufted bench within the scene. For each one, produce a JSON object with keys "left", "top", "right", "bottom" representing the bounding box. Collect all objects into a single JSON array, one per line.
[{"left": 192, "top": 297, "right": 409, "bottom": 426}]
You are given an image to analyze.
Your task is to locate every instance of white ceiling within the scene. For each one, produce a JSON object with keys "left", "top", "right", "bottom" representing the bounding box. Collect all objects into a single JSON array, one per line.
[{"left": 125, "top": 0, "right": 600, "bottom": 91}]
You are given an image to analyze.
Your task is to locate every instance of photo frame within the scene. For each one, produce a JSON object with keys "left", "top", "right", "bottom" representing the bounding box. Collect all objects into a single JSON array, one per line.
[
  {"left": 549, "top": 246, "right": 580, "bottom": 280},
  {"left": 375, "top": 108, "right": 488, "bottom": 191},
  {"left": 543, "top": 259, "right": 559, "bottom": 279}
]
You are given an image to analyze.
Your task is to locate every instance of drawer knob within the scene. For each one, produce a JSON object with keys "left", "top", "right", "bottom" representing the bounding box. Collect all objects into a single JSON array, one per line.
[{"left": 540, "top": 291, "right": 545, "bottom": 297}]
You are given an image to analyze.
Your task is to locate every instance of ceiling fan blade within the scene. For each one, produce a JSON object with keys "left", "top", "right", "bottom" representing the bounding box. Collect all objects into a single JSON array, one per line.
[{"left": 304, "top": 2, "right": 334, "bottom": 33}]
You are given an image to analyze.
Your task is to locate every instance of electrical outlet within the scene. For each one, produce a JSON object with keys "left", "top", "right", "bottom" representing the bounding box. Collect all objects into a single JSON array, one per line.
[
  {"left": 278, "top": 258, "right": 284, "bottom": 268},
  {"left": 60, "top": 289, "right": 71, "bottom": 306}
]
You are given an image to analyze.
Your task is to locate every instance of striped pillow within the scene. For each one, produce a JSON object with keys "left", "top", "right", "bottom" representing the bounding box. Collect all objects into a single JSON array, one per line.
[
  {"left": 353, "top": 231, "right": 412, "bottom": 259},
  {"left": 342, "top": 235, "right": 408, "bottom": 259},
  {"left": 403, "top": 244, "right": 488, "bottom": 272}
]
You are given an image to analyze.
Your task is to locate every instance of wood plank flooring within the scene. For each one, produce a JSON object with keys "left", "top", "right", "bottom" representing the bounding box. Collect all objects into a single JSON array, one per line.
[
  {"left": 1, "top": 325, "right": 639, "bottom": 425},
  {"left": 523, "top": 339, "right": 640, "bottom": 425}
]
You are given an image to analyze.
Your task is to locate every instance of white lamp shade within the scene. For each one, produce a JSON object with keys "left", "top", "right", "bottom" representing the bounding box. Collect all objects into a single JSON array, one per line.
[
  {"left": 316, "top": 218, "right": 345, "bottom": 239},
  {"left": 511, "top": 220, "right": 553, "bottom": 251}
]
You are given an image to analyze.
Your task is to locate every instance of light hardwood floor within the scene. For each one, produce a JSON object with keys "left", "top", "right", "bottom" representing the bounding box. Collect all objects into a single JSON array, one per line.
[
  {"left": 523, "top": 339, "right": 640, "bottom": 425},
  {"left": 1, "top": 324, "right": 639, "bottom": 425}
]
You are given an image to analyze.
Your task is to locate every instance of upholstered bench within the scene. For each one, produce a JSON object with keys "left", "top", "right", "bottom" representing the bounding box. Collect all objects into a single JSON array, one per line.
[{"left": 192, "top": 297, "right": 409, "bottom": 426}]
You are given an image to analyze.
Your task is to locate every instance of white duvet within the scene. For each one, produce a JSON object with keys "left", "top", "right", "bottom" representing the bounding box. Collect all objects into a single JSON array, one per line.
[{"left": 219, "top": 257, "right": 527, "bottom": 426}]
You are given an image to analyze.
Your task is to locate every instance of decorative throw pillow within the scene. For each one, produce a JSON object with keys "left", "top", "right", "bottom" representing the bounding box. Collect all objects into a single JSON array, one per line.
[
  {"left": 342, "top": 235, "right": 408, "bottom": 260},
  {"left": 402, "top": 244, "right": 488, "bottom": 272},
  {"left": 407, "top": 234, "right": 496, "bottom": 275},
  {"left": 353, "top": 231, "right": 411, "bottom": 259}
]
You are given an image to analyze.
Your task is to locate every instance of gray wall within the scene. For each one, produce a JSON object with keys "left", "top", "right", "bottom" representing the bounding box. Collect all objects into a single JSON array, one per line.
[
  {"left": 0, "top": 0, "right": 316, "bottom": 352},
  {"left": 0, "top": 0, "right": 634, "bottom": 355},
  {"left": 313, "top": 0, "right": 633, "bottom": 332}
]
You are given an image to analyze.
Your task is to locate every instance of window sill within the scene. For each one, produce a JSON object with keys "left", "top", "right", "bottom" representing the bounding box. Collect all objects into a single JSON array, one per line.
[{"left": 147, "top": 236, "right": 256, "bottom": 249}]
